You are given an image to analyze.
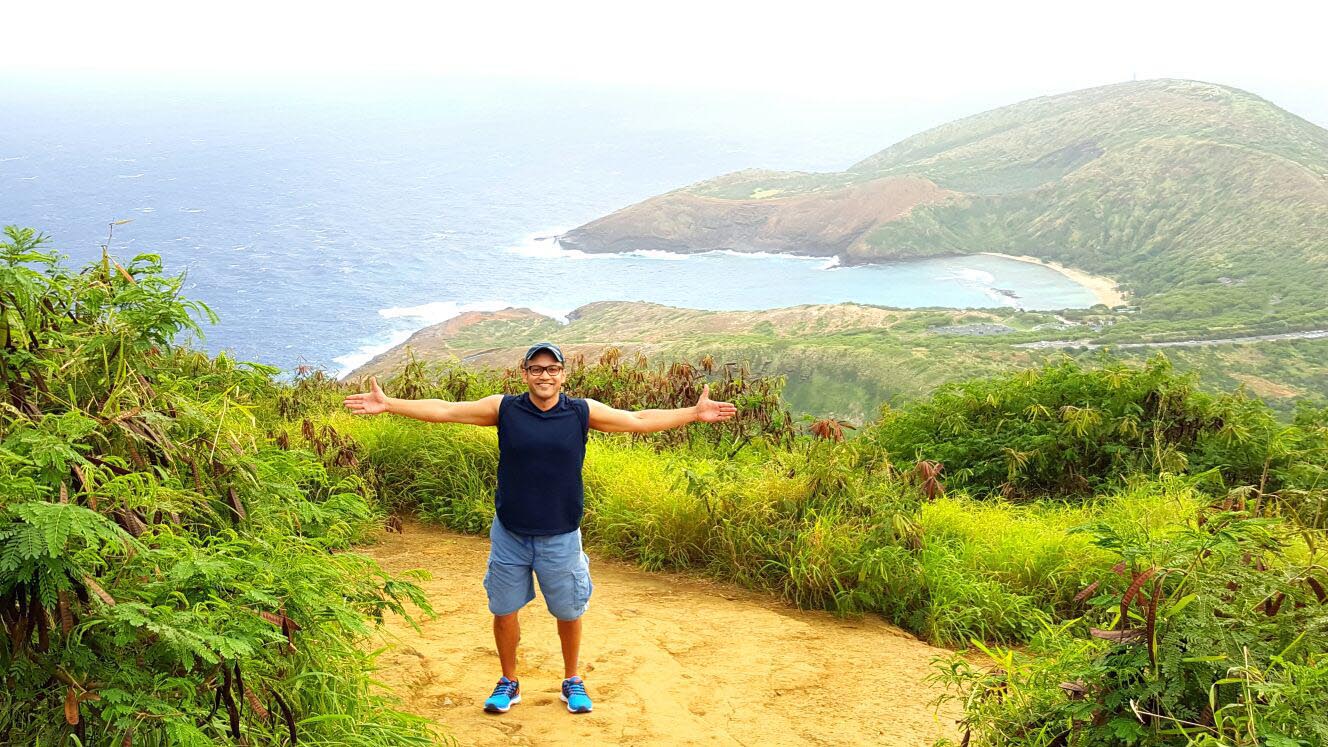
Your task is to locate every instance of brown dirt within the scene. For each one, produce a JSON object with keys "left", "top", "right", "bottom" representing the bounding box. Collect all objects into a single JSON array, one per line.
[
  {"left": 359, "top": 520, "right": 963, "bottom": 746},
  {"left": 558, "top": 175, "right": 957, "bottom": 258},
  {"left": 1231, "top": 373, "right": 1301, "bottom": 399}
]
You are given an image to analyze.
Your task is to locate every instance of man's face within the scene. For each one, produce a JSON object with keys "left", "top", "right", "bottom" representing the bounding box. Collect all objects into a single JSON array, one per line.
[{"left": 521, "top": 351, "right": 566, "bottom": 398}]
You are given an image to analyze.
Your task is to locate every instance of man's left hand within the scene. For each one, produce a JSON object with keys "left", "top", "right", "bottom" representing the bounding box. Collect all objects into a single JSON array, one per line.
[{"left": 695, "top": 384, "right": 738, "bottom": 423}]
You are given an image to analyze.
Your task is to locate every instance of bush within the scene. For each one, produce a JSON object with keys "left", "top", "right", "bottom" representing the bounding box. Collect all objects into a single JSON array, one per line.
[{"left": 0, "top": 227, "right": 441, "bottom": 745}]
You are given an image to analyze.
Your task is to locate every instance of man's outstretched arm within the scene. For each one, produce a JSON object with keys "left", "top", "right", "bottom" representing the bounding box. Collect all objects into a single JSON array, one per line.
[
  {"left": 586, "top": 384, "right": 737, "bottom": 433},
  {"left": 342, "top": 376, "right": 501, "bottom": 426}
]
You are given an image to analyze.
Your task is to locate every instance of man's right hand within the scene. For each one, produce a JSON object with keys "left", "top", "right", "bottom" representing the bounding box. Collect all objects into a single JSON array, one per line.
[{"left": 343, "top": 376, "right": 390, "bottom": 415}]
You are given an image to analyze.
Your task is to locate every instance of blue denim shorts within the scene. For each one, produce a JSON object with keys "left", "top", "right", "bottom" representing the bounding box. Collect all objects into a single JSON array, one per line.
[{"left": 484, "top": 514, "right": 593, "bottom": 620}]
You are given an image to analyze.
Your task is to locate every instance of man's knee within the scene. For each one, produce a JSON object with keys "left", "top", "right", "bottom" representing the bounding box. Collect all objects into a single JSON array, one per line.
[
  {"left": 548, "top": 602, "right": 586, "bottom": 622},
  {"left": 485, "top": 560, "right": 536, "bottom": 616},
  {"left": 546, "top": 568, "right": 591, "bottom": 620}
]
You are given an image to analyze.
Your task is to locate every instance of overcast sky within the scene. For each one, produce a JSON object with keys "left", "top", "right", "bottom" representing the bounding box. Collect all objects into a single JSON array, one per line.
[{"left": 5, "top": 1, "right": 1328, "bottom": 126}]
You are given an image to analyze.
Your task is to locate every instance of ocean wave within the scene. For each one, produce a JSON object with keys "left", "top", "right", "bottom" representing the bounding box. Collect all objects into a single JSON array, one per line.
[
  {"left": 380, "top": 299, "right": 571, "bottom": 325},
  {"left": 506, "top": 231, "right": 606, "bottom": 260},
  {"left": 1, "top": 156, "right": 28, "bottom": 162},
  {"left": 180, "top": 208, "right": 205, "bottom": 213},
  {"left": 703, "top": 249, "right": 831, "bottom": 263},
  {"left": 332, "top": 328, "right": 418, "bottom": 379},
  {"left": 507, "top": 231, "right": 698, "bottom": 262},
  {"left": 506, "top": 236, "right": 844, "bottom": 266},
  {"left": 138, "top": 207, "right": 156, "bottom": 213},
  {"left": 937, "top": 267, "right": 998, "bottom": 286},
  {"left": 625, "top": 249, "right": 690, "bottom": 261},
  {"left": 117, "top": 173, "right": 146, "bottom": 179}
]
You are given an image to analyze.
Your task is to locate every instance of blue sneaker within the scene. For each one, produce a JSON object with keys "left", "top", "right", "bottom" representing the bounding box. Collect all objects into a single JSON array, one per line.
[
  {"left": 484, "top": 676, "right": 521, "bottom": 713},
  {"left": 560, "top": 675, "right": 593, "bottom": 713}
]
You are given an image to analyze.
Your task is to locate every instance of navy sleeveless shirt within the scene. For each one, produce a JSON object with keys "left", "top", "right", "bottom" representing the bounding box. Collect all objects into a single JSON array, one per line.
[{"left": 494, "top": 392, "right": 590, "bottom": 536}]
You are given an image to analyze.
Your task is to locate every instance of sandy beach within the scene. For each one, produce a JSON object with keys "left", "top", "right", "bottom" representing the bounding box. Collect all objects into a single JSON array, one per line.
[{"left": 980, "top": 252, "right": 1127, "bottom": 307}]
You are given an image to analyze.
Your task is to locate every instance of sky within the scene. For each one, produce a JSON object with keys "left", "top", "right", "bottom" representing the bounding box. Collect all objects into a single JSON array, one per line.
[{"left": 4, "top": 0, "right": 1328, "bottom": 125}]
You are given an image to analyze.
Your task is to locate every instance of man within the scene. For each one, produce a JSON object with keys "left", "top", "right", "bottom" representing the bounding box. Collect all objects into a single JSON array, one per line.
[{"left": 342, "top": 342, "right": 737, "bottom": 714}]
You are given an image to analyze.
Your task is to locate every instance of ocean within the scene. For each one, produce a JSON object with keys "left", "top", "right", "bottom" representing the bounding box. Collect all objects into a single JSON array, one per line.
[{"left": 1, "top": 76, "right": 1099, "bottom": 379}]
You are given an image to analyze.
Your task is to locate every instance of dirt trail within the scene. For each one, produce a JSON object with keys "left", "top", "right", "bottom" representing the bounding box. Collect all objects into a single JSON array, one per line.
[{"left": 359, "top": 520, "right": 962, "bottom": 746}]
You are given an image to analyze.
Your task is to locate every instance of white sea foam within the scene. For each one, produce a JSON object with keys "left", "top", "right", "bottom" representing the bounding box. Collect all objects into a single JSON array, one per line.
[
  {"left": 117, "top": 173, "right": 145, "bottom": 179},
  {"left": 954, "top": 267, "right": 997, "bottom": 285},
  {"left": 180, "top": 208, "right": 205, "bottom": 213},
  {"left": 625, "top": 249, "right": 689, "bottom": 260},
  {"left": 506, "top": 231, "right": 606, "bottom": 260},
  {"left": 0, "top": 156, "right": 27, "bottom": 162},
  {"left": 507, "top": 235, "right": 842, "bottom": 266},
  {"left": 380, "top": 299, "right": 514, "bottom": 324},
  {"left": 16, "top": 175, "right": 38, "bottom": 180},
  {"left": 380, "top": 299, "right": 571, "bottom": 325},
  {"left": 137, "top": 207, "right": 156, "bottom": 213},
  {"left": 332, "top": 328, "right": 417, "bottom": 379},
  {"left": 703, "top": 248, "right": 830, "bottom": 263},
  {"left": 507, "top": 231, "right": 699, "bottom": 262}
]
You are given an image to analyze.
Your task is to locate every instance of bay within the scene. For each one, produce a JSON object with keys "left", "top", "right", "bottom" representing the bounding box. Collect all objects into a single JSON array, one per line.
[{"left": 1, "top": 76, "right": 1098, "bottom": 379}]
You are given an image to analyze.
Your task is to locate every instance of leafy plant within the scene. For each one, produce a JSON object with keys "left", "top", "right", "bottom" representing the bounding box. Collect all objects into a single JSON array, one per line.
[{"left": 1, "top": 226, "right": 441, "bottom": 745}]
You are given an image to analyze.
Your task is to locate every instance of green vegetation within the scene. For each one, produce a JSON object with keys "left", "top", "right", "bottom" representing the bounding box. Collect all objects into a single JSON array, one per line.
[
  {"left": 552, "top": 79, "right": 1328, "bottom": 412},
  {"left": 682, "top": 80, "right": 1328, "bottom": 339},
  {"left": 931, "top": 511, "right": 1328, "bottom": 747},
  {"left": 331, "top": 345, "right": 1328, "bottom": 745},
  {"left": 353, "top": 300, "right": 1328, "bottom": 423},
  {"left": 0, "top": 228, "right": 442, "bottom": 745},
  {"left": 860, "top": 356, "right": 1316, "bottom": 502},
  {"left": 8, "top": 222, "right": 1326, "bottom": 745}
]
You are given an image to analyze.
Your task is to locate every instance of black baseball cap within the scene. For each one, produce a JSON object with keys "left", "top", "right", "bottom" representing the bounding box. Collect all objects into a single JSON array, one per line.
[{"left": 523, "top": 341, "right": 564, "bottom": 364}]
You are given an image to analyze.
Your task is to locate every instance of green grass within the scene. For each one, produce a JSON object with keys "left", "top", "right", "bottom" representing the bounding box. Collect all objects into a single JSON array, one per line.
[{"left": 329, "top": 411, "right": 1215, "bottom": 646}]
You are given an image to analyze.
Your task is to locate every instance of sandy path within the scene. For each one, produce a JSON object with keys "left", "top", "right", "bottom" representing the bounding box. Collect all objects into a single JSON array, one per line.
[{"left": 358, "top": 520, "right": 962, "bottom": 747}]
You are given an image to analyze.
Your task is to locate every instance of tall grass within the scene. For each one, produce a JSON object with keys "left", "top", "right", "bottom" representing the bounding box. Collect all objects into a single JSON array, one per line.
[{"left": 333, "top": 407, "right": 1208, "bottom": 645}]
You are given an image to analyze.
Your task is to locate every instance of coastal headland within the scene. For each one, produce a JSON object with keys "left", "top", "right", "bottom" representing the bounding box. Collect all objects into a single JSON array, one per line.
[{"left": 353, "top": 78, "right": 1328, "bottom": 419}]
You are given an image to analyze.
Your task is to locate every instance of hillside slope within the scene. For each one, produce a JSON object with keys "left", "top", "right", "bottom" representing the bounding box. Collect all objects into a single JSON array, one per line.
[
  {"left": 559, "top": 80, "right": 1328, "bottom": 331},
  {"left": 345, "top": 301, "right": 1328, "bottom": 420}
]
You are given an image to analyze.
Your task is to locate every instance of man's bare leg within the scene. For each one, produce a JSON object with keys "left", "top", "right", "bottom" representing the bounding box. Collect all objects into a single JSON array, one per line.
[
  {"left": 557, "top": 617, "right": 582, "bottom": 679},
  {"left": 493, "top": 612, "right": 520, "bottom": 680}
]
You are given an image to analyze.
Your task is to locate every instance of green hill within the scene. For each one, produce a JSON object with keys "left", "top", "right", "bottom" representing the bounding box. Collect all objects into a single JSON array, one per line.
[
  {"left": 559, "top": 80, "right": 1328, "bottom": 336},
  {"left": 360, "top": 80, "right": 1328, "bottom": 421}
]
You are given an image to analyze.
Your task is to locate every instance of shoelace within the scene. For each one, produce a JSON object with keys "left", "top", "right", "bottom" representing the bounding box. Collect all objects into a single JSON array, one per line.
[
  {"left": 564, "top": 679, "right": 588, "bottom": 698},
  {"left": 491, "top": 680, "right": 518, "bottom": 698}
]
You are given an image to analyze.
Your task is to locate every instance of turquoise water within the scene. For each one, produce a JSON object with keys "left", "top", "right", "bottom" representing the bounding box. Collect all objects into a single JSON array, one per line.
[{"left": 0, "top": 77, "right": 1098, "bottom": 378}]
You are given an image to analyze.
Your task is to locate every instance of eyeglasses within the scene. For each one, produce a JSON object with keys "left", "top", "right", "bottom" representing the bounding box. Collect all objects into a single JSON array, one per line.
[{"left": 524, "top": 365, "right": 564, "bottom": 377}]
